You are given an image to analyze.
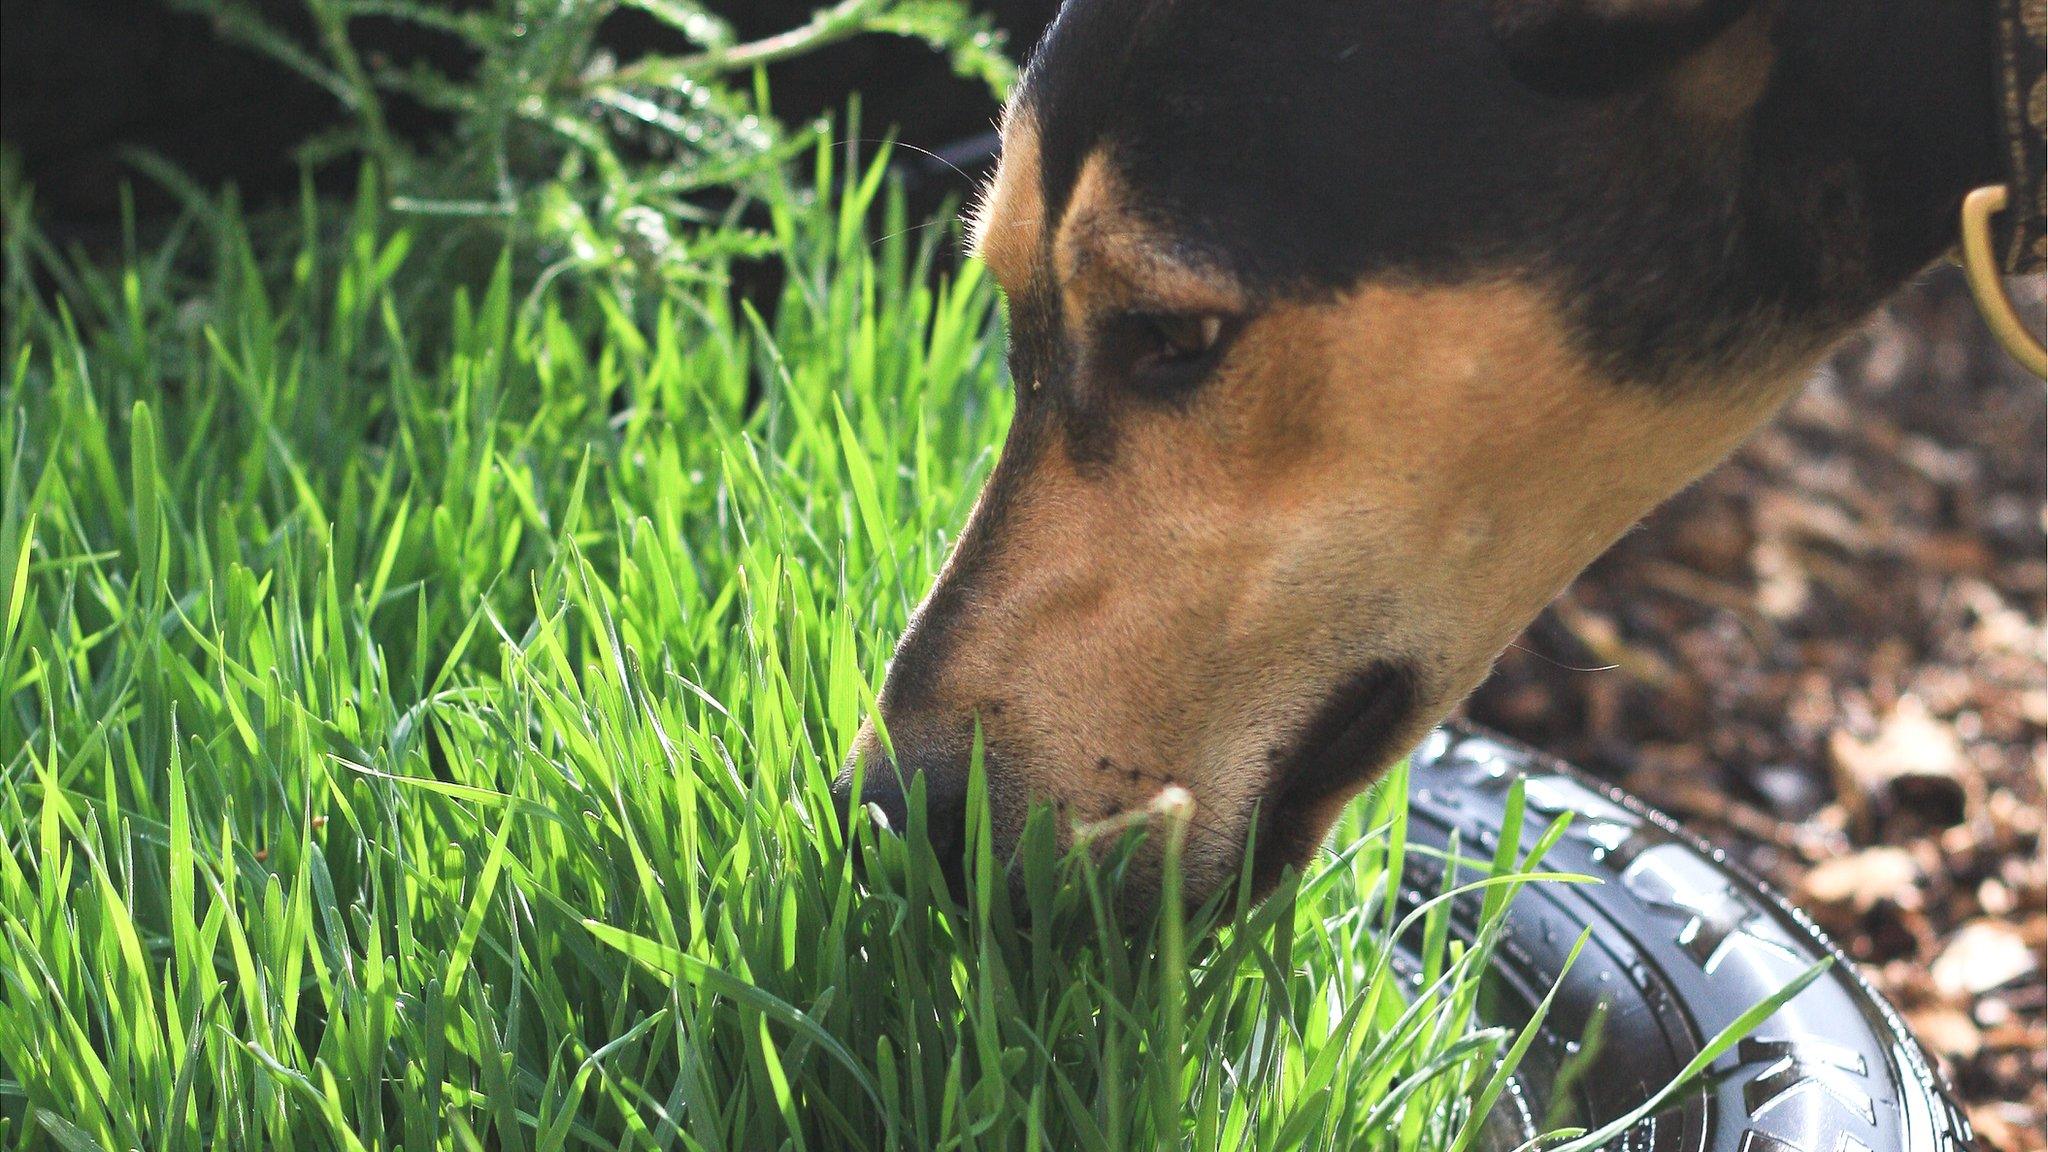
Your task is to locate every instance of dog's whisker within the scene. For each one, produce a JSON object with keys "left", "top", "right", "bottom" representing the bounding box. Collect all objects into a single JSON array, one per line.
[
  {"left": 871, "top": 218, "right": 949, "bottom": 247},
  {"left": 828, "top": 136, "right": 986, "bottom": 187},
  {"left": 1506, "top": 642, "right": 1620, "bottom": 674}
]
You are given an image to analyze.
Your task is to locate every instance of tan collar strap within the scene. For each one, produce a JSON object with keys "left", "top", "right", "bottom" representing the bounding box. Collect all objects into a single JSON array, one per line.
[{"left": 1990, "top": 0, "right": 2046, "bottom": 273}]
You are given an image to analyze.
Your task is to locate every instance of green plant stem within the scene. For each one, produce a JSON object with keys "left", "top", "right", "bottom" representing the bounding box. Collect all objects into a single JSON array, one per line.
[
  {"left": 308, "top": 0, "right": 397, "bottom": 176},
  {"left": 594, "top": 0, "right": 884, "bottom": 89}
]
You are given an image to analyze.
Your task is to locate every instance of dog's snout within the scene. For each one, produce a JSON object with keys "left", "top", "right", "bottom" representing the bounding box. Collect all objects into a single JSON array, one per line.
[
  {"left": 832, "top": 724, "right": 968, "bottom": 864},
  {"left": 842, "top": 769, "right": 911, "bottom": 837}
]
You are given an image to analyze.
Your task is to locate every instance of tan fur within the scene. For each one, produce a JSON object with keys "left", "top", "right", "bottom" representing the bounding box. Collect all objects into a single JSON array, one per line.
[
  {"left": 1055, "top": 159, "right": 1251, "bottom": 327},
  {"left": 969, "top": 114, "right": 1044, "bottom": 289},
  {"left": 868, "top": 115, "right": 1823, "bottom": 900}
]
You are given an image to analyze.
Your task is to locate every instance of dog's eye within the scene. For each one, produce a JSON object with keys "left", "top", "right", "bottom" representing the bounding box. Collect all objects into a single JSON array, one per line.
[
  {"left": 1114, "top": 312, "right": 1235, "bottom": 395},
  {"left": 1141, "top": 314, "right": 1224, "bottom": 362}
]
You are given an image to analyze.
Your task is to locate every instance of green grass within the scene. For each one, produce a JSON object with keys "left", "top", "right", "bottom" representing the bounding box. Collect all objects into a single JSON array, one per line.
[{"left": 0, "top": 147, "right": 1634, "bottom": 1151}]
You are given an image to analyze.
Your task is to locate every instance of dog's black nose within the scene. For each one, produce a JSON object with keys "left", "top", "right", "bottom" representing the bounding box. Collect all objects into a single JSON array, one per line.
[
  {"left": 832, "top": 728, "right": 968, "bottom": 866},
  {"left": 844, "top": 769, "right": 911, "bottom": 836}
]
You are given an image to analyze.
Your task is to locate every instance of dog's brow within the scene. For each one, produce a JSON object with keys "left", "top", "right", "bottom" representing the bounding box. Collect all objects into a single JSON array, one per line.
[
  {"left": 1065, "top": 218, "right": 1242, "bottom": 309},
  {"left": 1075, "top": 223, "right": 1188, "bottom": 275}
]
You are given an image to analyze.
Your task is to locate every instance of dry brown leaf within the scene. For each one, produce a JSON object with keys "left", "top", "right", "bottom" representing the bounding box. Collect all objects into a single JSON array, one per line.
[
  {"left": 1802, "top": 846, "right": 1921, "bottom": 911},
  {"left": 1829, "top": 695, "right": 1968, "bottom": 790},
  {"left": 1906, "top": 1005, "right": 1983, "bottom": 1059},
  {"left": 1931, "top": 919, "right": 2039, "bottom": 1000}
]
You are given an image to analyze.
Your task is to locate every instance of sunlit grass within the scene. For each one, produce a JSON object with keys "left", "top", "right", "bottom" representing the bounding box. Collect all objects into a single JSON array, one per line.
[{"left": 1, "top": 148, "right": 1631, "bottom": 1151}]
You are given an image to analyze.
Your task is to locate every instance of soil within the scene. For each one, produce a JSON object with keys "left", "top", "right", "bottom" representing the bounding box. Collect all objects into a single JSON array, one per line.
[{"left": 1465, "top": 267, "right": 2046, "bottom": 1150}]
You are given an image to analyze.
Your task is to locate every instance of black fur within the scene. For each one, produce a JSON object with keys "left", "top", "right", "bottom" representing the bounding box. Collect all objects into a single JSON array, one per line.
[
  {"left": 1489, "top": 0, "right": 1761, "bottom": 96},
  {"left": 1015, "top": 0, "right": 2002, "bottom": 385},
  {"left": 1249, "top": 660, "right": 1420, "bottom": 897}
]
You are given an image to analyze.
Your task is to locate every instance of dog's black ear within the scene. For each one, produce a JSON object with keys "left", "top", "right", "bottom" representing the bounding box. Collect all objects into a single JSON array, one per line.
[{"left": 1488, "top": 0, "right": 1763, "bottom": 96}]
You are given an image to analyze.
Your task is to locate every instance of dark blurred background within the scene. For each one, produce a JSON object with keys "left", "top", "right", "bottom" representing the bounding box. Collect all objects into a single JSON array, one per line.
[{"left": 1, "top": 0, "right": 1058, "bottom": 242}]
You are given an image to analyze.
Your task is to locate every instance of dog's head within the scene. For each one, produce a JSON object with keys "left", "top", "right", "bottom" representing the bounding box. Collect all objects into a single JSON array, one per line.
[{"left": 836, "top": 0, "right": 1960, "bottom": 904}]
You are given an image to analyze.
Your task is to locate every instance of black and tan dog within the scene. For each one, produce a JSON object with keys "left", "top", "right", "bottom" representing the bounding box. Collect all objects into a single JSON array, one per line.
[{"left": 834, "top": 0, "right": 2047, "bottom": 905}]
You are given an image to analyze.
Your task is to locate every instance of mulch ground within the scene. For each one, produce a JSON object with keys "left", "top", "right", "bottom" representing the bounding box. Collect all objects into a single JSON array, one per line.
[{"left": 1464, "top": 266, "right": 2046, "bottom": 1151}]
